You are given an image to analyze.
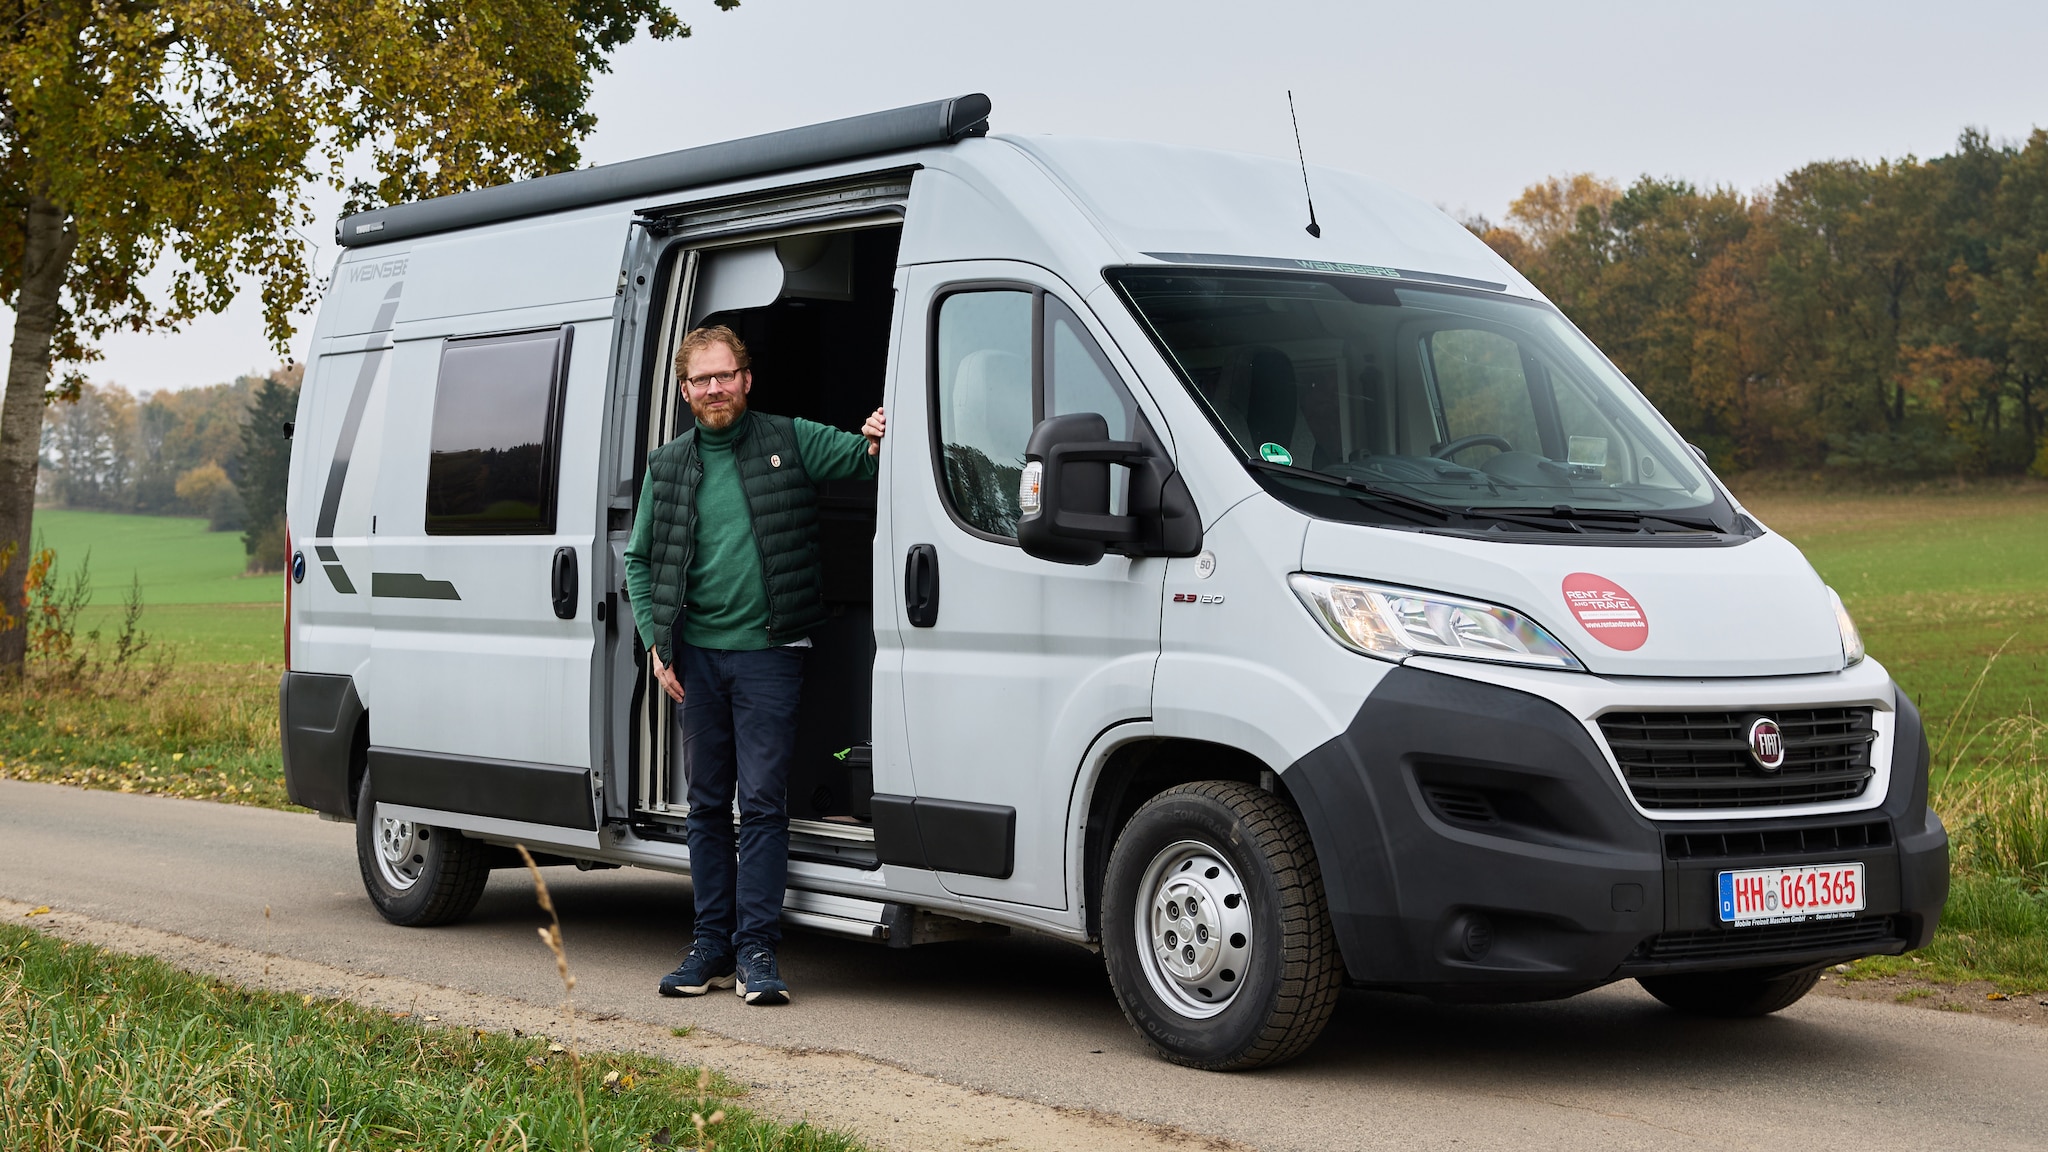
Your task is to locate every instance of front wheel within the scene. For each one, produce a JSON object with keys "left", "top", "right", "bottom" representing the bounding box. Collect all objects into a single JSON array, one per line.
[
  {"left": 1637, "top": 967, "right": 1822, "bottom": 1018},
  {"left": 1101, "top": 781, "right": 1342, "bottom": 1070},
  {"left": 355, "top": 774, "right": 490, "bottom": 926}
]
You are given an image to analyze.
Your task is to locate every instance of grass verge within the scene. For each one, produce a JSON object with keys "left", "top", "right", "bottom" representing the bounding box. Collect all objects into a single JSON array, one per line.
[
  {"left": 1840, "top": 872, "right": 2048, "bottom": 993},
  {"left": 0, "top": 922, "right": 861, "bottom": 1151},
  {"left": 0, "top": 661, "right": 291, "bottom": 809}
]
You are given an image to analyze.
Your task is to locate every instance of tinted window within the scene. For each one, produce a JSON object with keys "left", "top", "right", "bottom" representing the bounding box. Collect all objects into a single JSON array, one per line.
[
  {"left": 934, "top": 291, "right": 1034, "bottom": 537},
  {"left": 426, "top": 328, "right": 569, "bottom": 535}
]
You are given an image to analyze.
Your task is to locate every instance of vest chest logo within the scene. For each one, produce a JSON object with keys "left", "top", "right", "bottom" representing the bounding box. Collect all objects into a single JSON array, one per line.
[{"left": 770, "top": 454, "right": 782, "bottom": 468}]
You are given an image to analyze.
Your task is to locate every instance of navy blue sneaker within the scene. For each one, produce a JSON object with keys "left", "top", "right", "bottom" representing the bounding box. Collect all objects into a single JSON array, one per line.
[
  {"left": 657, "top": 945, "right": 735, "bottom": 997},
  {"left": 736, "top": 944, "right": 789, "bottom": 1006}
]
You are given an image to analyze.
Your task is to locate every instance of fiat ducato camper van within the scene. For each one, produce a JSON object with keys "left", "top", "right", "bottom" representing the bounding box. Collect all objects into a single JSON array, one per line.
[{"left": 280, "top": 94, "right": 1948, "bottom": 1070}]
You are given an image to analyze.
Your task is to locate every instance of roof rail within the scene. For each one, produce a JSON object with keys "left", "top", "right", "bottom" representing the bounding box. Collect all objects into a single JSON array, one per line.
[{"left": 335, "top": 93, "right": 991, "bottom": 249}]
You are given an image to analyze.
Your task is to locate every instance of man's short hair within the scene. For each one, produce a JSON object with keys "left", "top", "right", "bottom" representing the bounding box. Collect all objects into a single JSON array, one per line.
[{"left": 676, "top": 325, "right": 751, "bottom": 380}]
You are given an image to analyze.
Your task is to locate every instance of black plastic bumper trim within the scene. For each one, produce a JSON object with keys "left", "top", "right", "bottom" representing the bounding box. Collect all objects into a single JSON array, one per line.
[
  {"left": 1282, "top": 665, "right": 1949, "bottom": 997},
  {"left": 368, "top": 747, "right": 596, "bottom": 831},
  {"left": 280, "top": 671, "right": 364, "bottom": 817},
  {"left": 872, "top": 793, "right": 1014, "bottom": 879}
]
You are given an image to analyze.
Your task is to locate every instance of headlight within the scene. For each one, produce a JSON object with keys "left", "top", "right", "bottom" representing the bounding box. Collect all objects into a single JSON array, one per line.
[
  {"left": 1828, "top": 587, "right": 1864, "bottom": 666},
  {"left": 1289, "top": 574, "right": 1583, "bottom": 670}
]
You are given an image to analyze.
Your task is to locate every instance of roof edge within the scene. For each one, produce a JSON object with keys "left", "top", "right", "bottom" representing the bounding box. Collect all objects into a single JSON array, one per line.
[{"left": 335, "top": 93, "right": 991, "bottom": 249}]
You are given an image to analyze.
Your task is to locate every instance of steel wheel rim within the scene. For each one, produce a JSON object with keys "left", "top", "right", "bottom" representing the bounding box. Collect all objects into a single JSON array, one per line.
[
  {"left": 1132, "top": 839, "right": 1254, "bottom": 1019},
  {"left": 374, "top": 805, "right": 428, "bottom": 891}
]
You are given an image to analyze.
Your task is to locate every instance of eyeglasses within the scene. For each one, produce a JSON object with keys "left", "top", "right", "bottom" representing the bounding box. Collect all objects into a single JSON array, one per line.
[{"left": 684, "top": 369, "right": 744, "bottom": 388}]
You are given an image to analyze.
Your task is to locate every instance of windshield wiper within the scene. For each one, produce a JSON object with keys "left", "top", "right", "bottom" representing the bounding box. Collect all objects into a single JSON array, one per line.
[
  {"left": 1484, "top": 504, "right": 1729, "bottom": 534},
  {"left": 1242, "top": 460, "right": 1454, "bottom": 525}
]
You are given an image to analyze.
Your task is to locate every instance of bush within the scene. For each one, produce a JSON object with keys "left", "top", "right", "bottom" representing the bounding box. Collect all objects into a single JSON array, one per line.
[
  {"left": 18, "top": 538, "right": 172, "bottom": 696},
  {"left": 244, "top": 514, "right": 287, "bottom": 573},
  {"left": 174, "top": 462, "right": 246, "bottom": 531}
]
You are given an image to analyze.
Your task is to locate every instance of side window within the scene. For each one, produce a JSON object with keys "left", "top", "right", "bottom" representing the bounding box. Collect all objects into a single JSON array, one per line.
[
  {"left": 1045, "top": 295, "right": 1135, "bottom": 440},
  {"left": 933, "top": 288, "right": 1151, "bottom": 539},
  {"left": 1425, "top": 328, "right": 1542, "bottom": 454},
  {"left": 1044, "top": 295, "right": 1141, "bottom": 514},
  {"left": 425, "top": 327, "right": 570, "bottom": 535},
  {"left": 934, "top": 291, "right": 1034, "bottom": 537}
]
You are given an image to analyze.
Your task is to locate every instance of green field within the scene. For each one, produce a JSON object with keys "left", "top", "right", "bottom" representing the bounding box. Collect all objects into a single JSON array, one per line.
[
  {"left": 1741, "top": 489, "right": 2048, "bottom": 757},
  {"left": 32, "top": 509, "right": 283, "bottom": 663},
  {"left": 32, "top": 509, "right": 280, "bottom": 605}
]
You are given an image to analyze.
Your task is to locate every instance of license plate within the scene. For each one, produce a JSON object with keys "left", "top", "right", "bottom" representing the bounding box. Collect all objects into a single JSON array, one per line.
[{"left": 1718, "top": 862, "right": 1866, "bottom": 925}]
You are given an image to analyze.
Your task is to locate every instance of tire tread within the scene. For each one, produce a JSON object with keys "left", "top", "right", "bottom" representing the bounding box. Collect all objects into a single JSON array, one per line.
[{"left": 1106, "top": 780, "right": 1343, "bottom": 1070}]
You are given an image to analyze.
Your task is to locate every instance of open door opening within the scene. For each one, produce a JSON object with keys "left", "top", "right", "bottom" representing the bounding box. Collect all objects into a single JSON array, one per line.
[{"left": 629, "top": 223, "right": 899, "bottom": 855}]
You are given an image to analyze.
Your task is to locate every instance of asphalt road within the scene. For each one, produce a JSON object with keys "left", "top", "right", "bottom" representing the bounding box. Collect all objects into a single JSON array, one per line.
[{"left": 4, "top": 778, "right": 2043, "bottom": 1152}]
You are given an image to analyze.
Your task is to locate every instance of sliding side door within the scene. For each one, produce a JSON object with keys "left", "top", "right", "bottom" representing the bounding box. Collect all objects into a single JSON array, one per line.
[{"left": 365, "top": 323, "right": 608, "bottom": 837}]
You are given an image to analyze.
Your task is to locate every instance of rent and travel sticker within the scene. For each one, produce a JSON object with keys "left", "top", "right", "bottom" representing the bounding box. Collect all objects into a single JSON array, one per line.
[{"left": 1560, "top": 573, "right": 1649, "bottom": 650}]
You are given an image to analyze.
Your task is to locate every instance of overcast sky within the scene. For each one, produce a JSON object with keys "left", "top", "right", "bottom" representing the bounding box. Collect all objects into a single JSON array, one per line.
[{"left": 8, "top": 0, "right": 2046, "bottom": 393}]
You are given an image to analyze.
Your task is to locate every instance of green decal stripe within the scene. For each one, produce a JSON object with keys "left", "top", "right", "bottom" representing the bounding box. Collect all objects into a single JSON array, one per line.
[
  {"left": 371, "top": 572, "right": 461, "bottom": 600},
  {"left": 323, "top": 564, "right": 357, "bottom": 595}
]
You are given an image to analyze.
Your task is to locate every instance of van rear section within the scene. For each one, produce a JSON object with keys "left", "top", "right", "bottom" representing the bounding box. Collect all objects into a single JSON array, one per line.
[{"left": 279, "top": 93, "right": 1946, "bottom": 1071}]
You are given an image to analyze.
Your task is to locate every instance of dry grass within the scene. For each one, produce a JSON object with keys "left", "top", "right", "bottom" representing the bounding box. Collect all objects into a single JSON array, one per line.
[{"left": 0, "top": 661, "right": 291, "bottom": 808}]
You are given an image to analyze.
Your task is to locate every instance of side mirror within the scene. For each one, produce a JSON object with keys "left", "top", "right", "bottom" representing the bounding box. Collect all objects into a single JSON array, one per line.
[{"left": 1017, "top": 414, "right": 1202, "bottom": 565}]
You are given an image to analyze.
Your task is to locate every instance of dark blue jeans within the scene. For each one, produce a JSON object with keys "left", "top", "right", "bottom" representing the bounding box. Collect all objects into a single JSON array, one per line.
[{"left": 677, "top": 643, "right": 804, "bottom": 954}]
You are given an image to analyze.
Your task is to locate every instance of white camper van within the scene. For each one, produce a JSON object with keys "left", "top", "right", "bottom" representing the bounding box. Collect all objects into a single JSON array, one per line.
[{"left": 281, "top": 94, "right": 1948, "bottom": 1070}]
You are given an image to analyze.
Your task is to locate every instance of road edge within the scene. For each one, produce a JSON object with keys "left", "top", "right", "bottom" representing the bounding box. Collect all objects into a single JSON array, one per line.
[{"left": 2, "top": 897, "right": 1250, "bottom": 1152}]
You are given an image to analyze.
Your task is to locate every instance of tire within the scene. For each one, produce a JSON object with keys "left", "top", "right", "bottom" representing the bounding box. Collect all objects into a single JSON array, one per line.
[
  {"left": 1101, "top": 780, "right": 1342, "bottom": 1070},
  {"left": 1637, "top": 967, "right": 1822, "bottom": 1018},
  {"left": 355, "top": 774, "right": 491, "bottom": 927}
]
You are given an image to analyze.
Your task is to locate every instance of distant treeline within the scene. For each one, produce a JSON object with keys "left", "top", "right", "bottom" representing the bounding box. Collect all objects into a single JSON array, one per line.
[
  {"left": 1472, "top": 128, "right": 2048, "bottom": 477},
  {"left": 39, "top": 366, "right": 300, "bottom": 570}
]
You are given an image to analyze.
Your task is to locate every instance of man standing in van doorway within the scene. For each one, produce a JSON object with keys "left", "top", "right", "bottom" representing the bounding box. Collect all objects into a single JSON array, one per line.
[{"left": 624, "top": 325, "right": 885, "bottom": 1006}]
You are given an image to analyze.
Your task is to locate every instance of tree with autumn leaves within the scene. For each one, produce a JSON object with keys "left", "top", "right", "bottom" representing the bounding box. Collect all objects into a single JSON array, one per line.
[
  {"left": 1474, "top": 129, "right": 2048, "bottom": 480},
  {"left": 0, "top": 0, "right": 738, "bottom": 673}
]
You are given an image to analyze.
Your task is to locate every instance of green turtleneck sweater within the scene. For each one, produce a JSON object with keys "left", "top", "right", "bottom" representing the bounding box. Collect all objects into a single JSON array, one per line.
[{"left": 625, "top": 414, "right": 876, "bottom": 653}]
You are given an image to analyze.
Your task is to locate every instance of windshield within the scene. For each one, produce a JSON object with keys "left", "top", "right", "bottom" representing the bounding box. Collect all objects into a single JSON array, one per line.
[{"left": 1112, "top": 268, "right": 1742, "bottom": 537}]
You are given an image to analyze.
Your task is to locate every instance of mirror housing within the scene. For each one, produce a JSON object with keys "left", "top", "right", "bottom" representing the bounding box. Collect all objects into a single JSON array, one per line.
[{"left": 1017, "top": 413, "right": 1202, "bottom": 565}]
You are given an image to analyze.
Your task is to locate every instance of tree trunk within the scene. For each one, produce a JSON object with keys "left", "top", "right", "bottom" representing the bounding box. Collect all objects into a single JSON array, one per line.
[{"left": 0, "top": 194, "right": 78, "bottom": 673}]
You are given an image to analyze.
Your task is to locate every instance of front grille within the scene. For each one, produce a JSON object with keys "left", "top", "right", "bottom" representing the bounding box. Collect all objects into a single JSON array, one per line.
[
  {"left": 1666, "top": 820, "right": 1893, "bottom": 861},
  {"left": 1600, "top": 708, "right": 1878, "bottom": 810},
  {"left": 1632, "top": 916, "right": 1900, "bottom": 963}
]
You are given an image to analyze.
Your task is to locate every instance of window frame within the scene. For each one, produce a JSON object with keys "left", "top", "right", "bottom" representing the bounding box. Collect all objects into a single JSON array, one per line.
[
  {"left": 925, "top": 281, "right": 1162, "bottom": 546},
  {"left": 424, "top": 324, "right": 574, "bottom": 537}
]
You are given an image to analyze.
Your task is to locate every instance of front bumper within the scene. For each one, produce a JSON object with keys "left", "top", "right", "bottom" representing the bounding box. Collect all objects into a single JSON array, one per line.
[{"left": 1282, "top": 665, "right": 1948, "bottom": 1001}]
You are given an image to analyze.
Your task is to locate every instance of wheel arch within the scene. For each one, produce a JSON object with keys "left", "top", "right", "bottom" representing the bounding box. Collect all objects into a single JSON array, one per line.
[{"left": 1077, "top": 732, "right": 1283, "bottom": 940}]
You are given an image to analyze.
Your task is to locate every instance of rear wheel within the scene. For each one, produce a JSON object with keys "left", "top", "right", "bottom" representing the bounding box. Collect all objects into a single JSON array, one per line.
[
  {"left": 355, "top": 774, "right": 490, "bottom": 926},
  {"left": 1637, "top": 967, "right": 1822, "bottom": 1017},
  {"left": 1101, "top": 781, "right": 1342, "bottom": 1070}
]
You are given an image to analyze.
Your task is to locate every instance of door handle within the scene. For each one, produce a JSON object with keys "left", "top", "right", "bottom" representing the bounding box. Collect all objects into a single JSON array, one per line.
[
  {"left": 904, "top": 543, "right": 939, "bottom": 628},
  {"left": 551, "top": 547, "right": 578, "bottom": 620}
]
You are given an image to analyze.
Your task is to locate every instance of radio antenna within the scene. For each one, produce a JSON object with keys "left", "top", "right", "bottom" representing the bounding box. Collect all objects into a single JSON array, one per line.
[{"left": 1288, "top": 90, "right": 1321, "bottom": 239}]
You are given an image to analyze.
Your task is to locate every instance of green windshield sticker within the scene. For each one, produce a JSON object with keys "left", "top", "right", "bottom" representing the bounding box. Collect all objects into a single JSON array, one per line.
[{"left": 1259, "top": 443, "right": 1294, "bottom": 466}]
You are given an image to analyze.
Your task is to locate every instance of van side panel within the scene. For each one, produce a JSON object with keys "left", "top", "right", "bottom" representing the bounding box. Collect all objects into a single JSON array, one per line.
[
  {"left": 365, "top": 316, "right": 611, "bottom": 769},
  {"left": 288, "top": 329, "right": 398, "bottom": 680},
  {"left": 397, "top": 210, "right": 630, "bottom": 324}
]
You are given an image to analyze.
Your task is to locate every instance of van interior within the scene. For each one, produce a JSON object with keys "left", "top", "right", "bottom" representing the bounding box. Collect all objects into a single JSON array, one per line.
[{"left": 629, "top": 223, "right": 902, "bottom": 852}]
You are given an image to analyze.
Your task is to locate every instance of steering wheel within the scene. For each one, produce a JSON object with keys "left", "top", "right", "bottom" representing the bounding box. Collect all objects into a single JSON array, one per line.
[{"left": 1430, "top": 433, "right": 1514, "bottom": 459}]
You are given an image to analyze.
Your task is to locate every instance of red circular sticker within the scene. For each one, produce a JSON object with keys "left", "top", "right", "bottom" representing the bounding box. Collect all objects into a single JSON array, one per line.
[{"left": 1561, "top": 573, "right": 1649, "bottom": 651}]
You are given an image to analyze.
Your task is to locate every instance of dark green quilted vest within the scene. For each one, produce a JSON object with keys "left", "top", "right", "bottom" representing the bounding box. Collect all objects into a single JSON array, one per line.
[{"left": 642, "top": 411, "right": 827, "bottom": 657}]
